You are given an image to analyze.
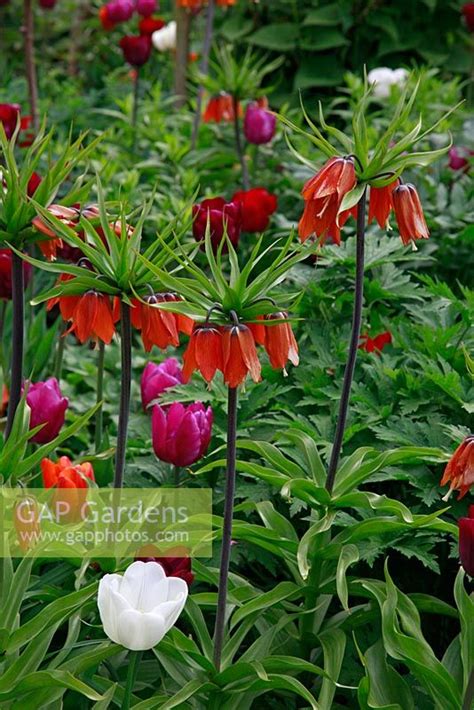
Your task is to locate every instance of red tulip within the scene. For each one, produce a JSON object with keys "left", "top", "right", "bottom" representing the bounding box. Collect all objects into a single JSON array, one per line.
[
  {"left": 222, "top": 324, "right": 261, "bottom": 388},
  {"left": 39, "top": 0, "right": 57, "bottom": 9},
  {"left": 41, "top": 456, "right": 95, "bottom": 523},
  {"left": 392, "top": 183, "right": 429, "bottom": 247},
  {"left": 359, "top": 331, "right": 392, "bottom": 353},
  {"left": 136, "top": 545, "right": 195, "bottom": 586},
  {"left": 440, "top": 435, "right": 474, "bottom": 500},
  {"left": 27, "top": 171, "right": 42, "bottom": 197},
  {"left": 139, "top": 15, "right": 165, "bottom": 34},
  {"left": 192, "top": 197, "right": 242, "bottom": 252},
  {"left": 368, "top": 180, "right": 399, "bottom": 229},
  {"left": 299, "top": 157, "right": 357, "bottom": 245},
  {"left": 0, "top": 249, "right": 32, "bottom": 300},
  {"left": 232, "top": 187, "right": 277, "bottom": 233},
  {"left": 141, "top": 358, "right": 183, "bottom": 411},
  {"left": 459, "top": 506, "right": 474, "bottom": 577},
  {"left": 0, "top": 103, "right": 20, "bottom": 140},
  {"left": 152, "top": 402, "right": 213, "bottom": 467},
  {"left": 99, "top": 5, "right": 116, "bottom": 30},
  {"left": 27, "top": 378, "right": 69, "bottom": 444},
  {"left": 462, "top": 2, "right": 474, "bottom": 31},
  {"left": 182, "top": 324, "right": 223, "bottom": 383},
  {"left": 119, "top": 35, "right": 152, "bottom": 67}
]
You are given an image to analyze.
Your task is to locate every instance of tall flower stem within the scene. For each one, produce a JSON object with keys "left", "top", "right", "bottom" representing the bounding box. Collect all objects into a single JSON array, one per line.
[
  {"left": 5, "top": 252, "right": 25, "bottom": 440},
  {"left": 131, "top": 69, "right": 140, "bottom": 150},
  {"left": 121, "top": 650, "right": 143, "bottom": 710},
  {"left": 232, "top": 97, "right": 250, "bottom": 190},
  {"left": 213, "top": 386, "right": 238, "bottom": 671},
  {"left": 53, "top": 326, "right": 66, "bottom": 381},
  {"left": 190, "top": 0, "right": 215, "bottom": 150},
  {"left": 325, "top": 187, "right": 367, "bottom": 494},
  {"left": 23, "top": 0, "right": 39, "bottom": 132},
  {"left": 114, "top": 303, "right": 132, "bottom": 488},
  {"left": 95, "top": 340, "right": 105, "bottom": 453}
]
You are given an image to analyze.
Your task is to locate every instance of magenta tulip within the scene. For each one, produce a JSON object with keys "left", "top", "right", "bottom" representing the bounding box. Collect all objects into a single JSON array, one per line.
[
  {"left": 192, "top": 198, "right": 242, "bottom": 253},
  {"left": 459, "top": 506, "right": 474, "bottom": 577},
  {"left": 0, "top": 249, "right": 32, "bottom": 300},
  {"left": 136, "top": 0, "right": 156, "bottom": 17},
  {"left": 448, "top": 147, "right": 472, "bottom": 172},
  {"left": 26, "top": 378, "right": 69, "bottom": 444},
  {"left": 141, "top": 358, "right": 183, "bottom": 411},
  {"left": 106, "top": 0, "right": 134, "bottom": 23},
  {"left": 151, "top": 402, "right": 213, "bottom": 467},
  {"left": 244, "top": 102, "right": 276, "bottom": 145}
]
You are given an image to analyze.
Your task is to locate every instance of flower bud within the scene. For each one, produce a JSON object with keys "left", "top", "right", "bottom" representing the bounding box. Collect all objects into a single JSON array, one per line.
[
  {"left": 152, "top": 402, "right": 213, "bottom": 467},
  {"left": 27, "top": 378, "right": 69, "bottom": 444}
]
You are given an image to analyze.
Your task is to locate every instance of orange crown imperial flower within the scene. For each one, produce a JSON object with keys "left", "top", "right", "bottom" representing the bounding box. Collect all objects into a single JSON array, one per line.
[
  {"left": 368, "top": 179, "right": 400, "bottom": 230},
  {"left": 298, "top": 156, "right": 357, "bottom": 245},
  {"left": 183, "top": 323, "right": 224, "bottom": 383},
  {"left": 56, "top": 288, "right": 118, "bottom": 345},
  {"left": 391, "top": 183, "right": 429, "bottom": 247},
  {"left": 222, "top": 323, "right": 261, "bottom": 388},
  {"left": 263, "top": 312, "right": 299, "bottom": 371},
  {"left": 440, "top": 435, "right": 474, "bottom": 500}
]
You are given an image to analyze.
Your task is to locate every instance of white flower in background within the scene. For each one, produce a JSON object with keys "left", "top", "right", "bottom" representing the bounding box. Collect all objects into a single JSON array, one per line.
[
  {"left": 152, "top": 21, "right": 177, "bottom": 52},
  {"left": 98, "top": 561, "right": 188, "bottom": 651},
  {"left": 367, "top": 67, "right": 408, "bottom": 99}
]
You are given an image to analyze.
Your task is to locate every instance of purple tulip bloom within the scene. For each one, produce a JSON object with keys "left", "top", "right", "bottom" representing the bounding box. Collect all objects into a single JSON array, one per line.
[
  {"left": 244, "top": 102, "right": 276, "bottom": 145},
  {"left": 136, "top": 0, "right": 157, "bottom": 17},
  {"left": 192, "top": 198, "right": 242, "bottom": 253},
  {"left": 141, "top": 358, "right": 183, "bottom": 411},
  {"left": 152, "top": 402, "right": 213, "bottom": 467},
  {"left": 26, "top": 378, "right": 69, "bottom": 444},
  {"left": 106, "top": 0, "right": 134, "bottom": 23}
]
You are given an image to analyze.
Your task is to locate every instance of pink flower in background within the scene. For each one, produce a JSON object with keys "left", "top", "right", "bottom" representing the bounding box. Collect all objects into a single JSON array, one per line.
[
  {"left": 26, "top": 378, "right": 69, "bottom": 444},
  {"left": 141, "top": 358, "right": 183, "bottom": 411},
  {"left": 462, "top": 2, "right": 474, "bottom": 31},
  {"left": 459, "top": 506, "right": 474, "bottom": 577},
  {"left": 136, "top": 0, "right": 157, "bottom": 16},
  {"left": 448, "top": 147, "right": 472, "bottom": 172},
  {"left": 39, "top": 0, "right": 58, "bottom": 8},
  {"left": 244, "top": 101, "right": 276, "bottom": 145},
  {"left": 192, "top": 197, "right": 242, "bottom": 252},
  {"left": 106, "top": 0, "right": 134, "bottom": 22},
  {"left": 152, "top": 402, "right": 213, "bottom": 467}
]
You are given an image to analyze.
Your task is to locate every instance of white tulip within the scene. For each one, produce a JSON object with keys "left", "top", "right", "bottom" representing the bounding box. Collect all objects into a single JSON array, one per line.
[
  {"left": 152, "top": 21, "right": 177, "bottom": 53},
  {"left": 98, "top": 561, "right": 188, "bottom": 651},
  {"left": 367, "top": 67, "right": 408, "bottom": 99}
]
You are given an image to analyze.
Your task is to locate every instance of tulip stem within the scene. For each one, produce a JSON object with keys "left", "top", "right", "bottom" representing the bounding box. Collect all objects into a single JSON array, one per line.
[
  {"left": 232, "top": 96, "right": 250, "bottom": 191},
  {"left": 53, "top": 325, "right": 66, "bottom": 381},
  {"left": 213, "top": 385, "right": 238, "bottom": 671},
  {"left": 121, "top": 649, "right": 143, "bottom": 710},
  {"left": 23, "top": 0, "right": 39, "bottom": 132},
  {"left": 5, "top": 252, "right": 25, "bottom": 440},
  {"left": 190, "top": 0, "right": 215, "bottom": 150},
  {"left": 114, "top": 302, "right": 132, "bottom": 489},
  {"left": 131, "top": 69, "right": 140, "bottom": 150},
  {"left": 325, "top": 187, "right": 367, "bottom": 495},
  {"left": 95, "top": 340, "right": 105, "bottom": 453}
]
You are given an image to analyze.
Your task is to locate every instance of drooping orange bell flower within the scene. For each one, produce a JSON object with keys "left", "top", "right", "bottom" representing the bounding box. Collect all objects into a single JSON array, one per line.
[
  {"left": 299, "top": 157, "right": 357, "bottom": 245},
  {"left": 182, "top": 323, "right": 223, "bottom": 383},
  {"left": 41, "top": 456, "right": 95, "bottom": 523},
  {"left": 263, "top": 312, "right": 299, "bottom": 371},
  {"left": 440, "top": 435, "right": 474, "bottom": 500},
  {"left": 131, "top": 294, "right": 180, "bottom": 352},
  {"left": 32, "top": 205, "right": 80, "bottom": 260},
  {"left": 69, "top": 291, "right": 117, "bottom": 344},
  {"left": 247, "top": 316, "right": 266, "bottom": 346},
  {"left": 391, "top": 183, "right": 429, "bottom": 247},
  {"left": 47, "top": 273, "right": 81, "bottom": 321},
  {"left": 203, "top": 93, "right": 237, "bottom": 123},
  {"left": 368, "top": 179, "right": 399, "bottom": 229},
  {"left": 222, "top": 324, "right": 261, "bottom": 388}
]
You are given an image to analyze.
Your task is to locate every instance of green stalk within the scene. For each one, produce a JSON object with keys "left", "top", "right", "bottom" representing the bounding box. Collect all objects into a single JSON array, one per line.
[
  {"left": 114, "top": 303, "right": 132, "bottom": 488},
  {"left": 121, "top": 650, "right": 143, "bottom": 710},
  {"left": 5, "top": 252, "right": 25, "bottom": 440},
  {"left": 95, "top": 340, "right": 105, "bottom": 453}
]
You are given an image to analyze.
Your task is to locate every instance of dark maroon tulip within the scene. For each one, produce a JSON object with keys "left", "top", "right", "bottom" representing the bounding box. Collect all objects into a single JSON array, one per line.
[
  {"left": 244, "top": 102, "right": 276, "bottom": 145},
  {"left": 136, "top": 0, "right": 156, "bottom": 17},
  {"left": 459, "top": 506, "right": 474, "bottom": 577},
  {"left": 0, "top": 249, "right": 32, "bottom": 300},
  {"left": 152, "top": 401, "right": 213, "bottom": 467},
  {"left": 39, "top": 0, "right": 57, "bottom": 8},
  {"left": 136, "top": 546, "right": 195, "bottom": 586},
  {"left": 0, "top": 103, "right": 21, "bottom": 140},
  {"left": 141, "top": 358, "right": 183, "bottom": 411},
  {"left": 26, "top": 378, "right": 69, "bottom": 444},
  {"left": 119, "top": 34, "right": 152, "bottom": 67},
  {"left": 462, "top": 2, "right": 474, "bottom": 31},
  {"left": 0, "top": 0, "right": 11, "bottom": 6},
  {"left": 192, "top": 197, "right": 242, "bottom": 253},
  {"left": 27, "top": 172, "right": 42, "bottom": 197},
  {"left": 106, "top": 0, "right": 134, "bottom": 22},
  {"left": 448, "top": 147, "right": 472, "bottom": 172}
]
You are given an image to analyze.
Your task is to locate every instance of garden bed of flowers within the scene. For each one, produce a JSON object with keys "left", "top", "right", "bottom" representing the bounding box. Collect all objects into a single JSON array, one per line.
[{"left": 0, "top": 1, "right": 473, "bottom": 708}]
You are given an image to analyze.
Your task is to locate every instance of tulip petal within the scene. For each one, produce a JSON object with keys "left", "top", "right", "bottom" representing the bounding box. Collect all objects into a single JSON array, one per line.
[{"left": 116, "top": 608, "right": 167, "bottom": 650}]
